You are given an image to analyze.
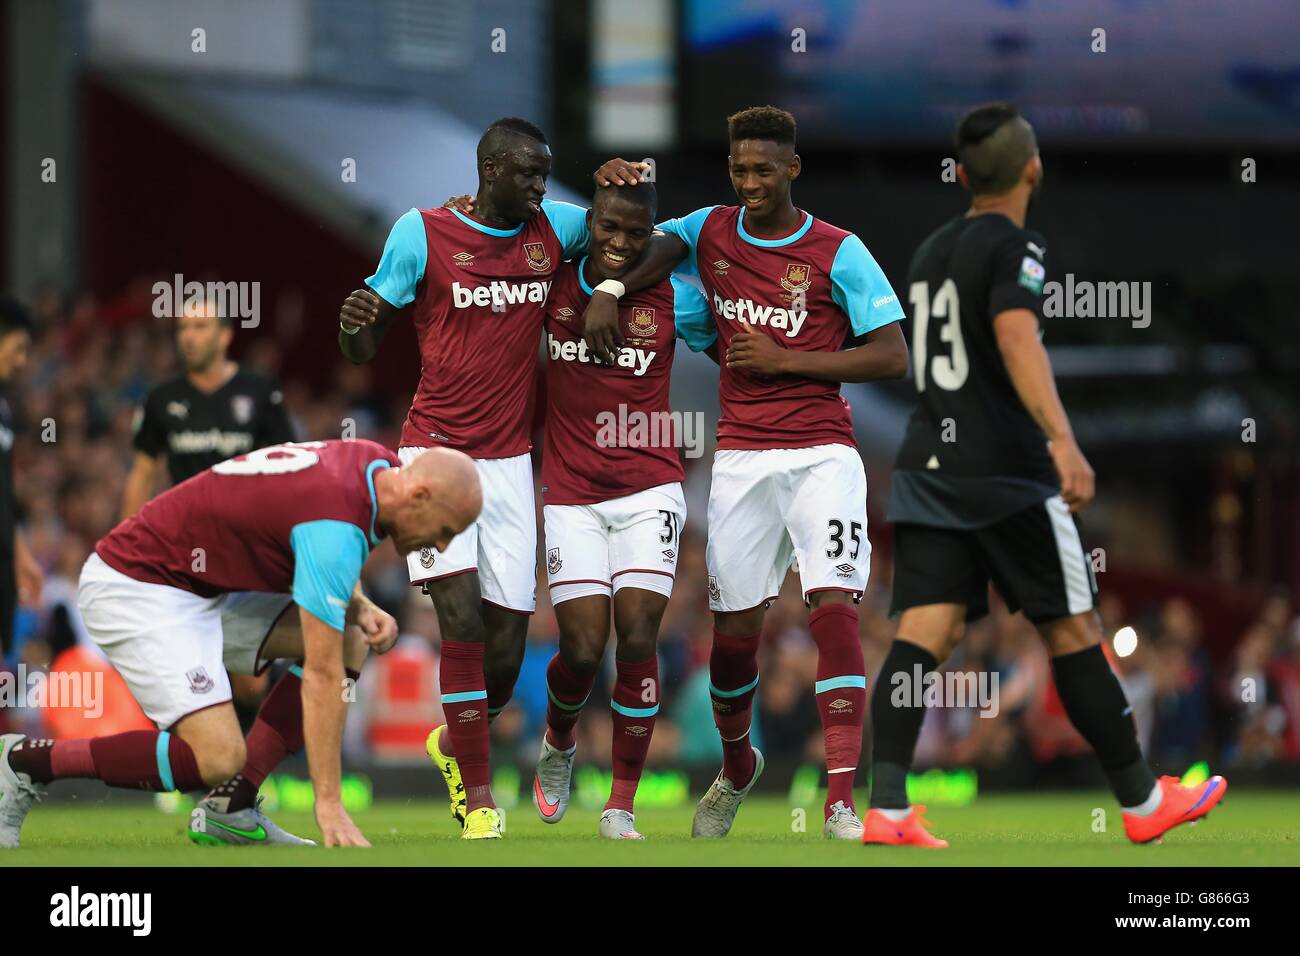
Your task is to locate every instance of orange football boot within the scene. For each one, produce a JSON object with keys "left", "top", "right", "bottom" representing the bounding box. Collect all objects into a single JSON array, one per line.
[
  {"left": 861, "top": 805, "right": 949, "bottom": 848},
  {"left": 1123, "top": 774, "right": 1227, "bottom": 844}
]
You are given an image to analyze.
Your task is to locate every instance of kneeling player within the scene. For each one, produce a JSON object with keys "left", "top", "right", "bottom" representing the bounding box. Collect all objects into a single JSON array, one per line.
[
  {"left": 531, "top": 180, "right": 713, "bottom": 839},
  {"left": 0, "top": 439, "right": 480, "bottom": 848}
]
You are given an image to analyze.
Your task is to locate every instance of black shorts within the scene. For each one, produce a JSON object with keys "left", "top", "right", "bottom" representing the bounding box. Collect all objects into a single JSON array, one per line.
[{"left": 890, "top": 496, "right": 1098, "bottom": 623}]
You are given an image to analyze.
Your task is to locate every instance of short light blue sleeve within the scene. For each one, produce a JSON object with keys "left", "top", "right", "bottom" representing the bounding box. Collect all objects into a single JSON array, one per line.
[
  {"left": 655, "top": 206, "right": 716, "bottom": 279},
  {"left": 365, "top": 208, "right": 427, "bottom": 308},
  {"left": 670, "top": 275, "right": 716, "bottom": 352},
  {"left": 289, "top": 520, "right": 369, "bottom": 631},
  {"left": 541, "top": 199, "right": 591, "bottom": 260},
  {"left": 830, "top": 234, "right": 906, "bottom": 336}
]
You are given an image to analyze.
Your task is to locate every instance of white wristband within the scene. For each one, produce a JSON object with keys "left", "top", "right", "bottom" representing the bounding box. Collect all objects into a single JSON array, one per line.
[
  {"left": 593, "top": 279, "right": 626, "bottom": 299},
  {"left": 340, "top": 321, "right": 361, "bottom": 336}
]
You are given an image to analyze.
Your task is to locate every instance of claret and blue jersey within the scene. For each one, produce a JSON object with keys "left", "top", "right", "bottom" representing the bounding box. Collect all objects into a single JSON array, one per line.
[
  {"left": 657, "top": 204, "right": 905, "bottom": 450},
  {"left": 96, "top": 439, "right": 400, "bottom": 632},
  {"left": 542, "top": 258, "right": 712, "bottom": 505},
  {"left": 365, "top": 200, "right": 591, "bottom": 458}
]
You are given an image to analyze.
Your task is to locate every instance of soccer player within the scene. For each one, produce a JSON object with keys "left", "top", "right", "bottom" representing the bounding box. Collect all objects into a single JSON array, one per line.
[
  {"left": 336, "top": 118, "right": 644, "bottom": 838},
  {"left": 531, "top": 180, "right": 713, "bottom": 839},
  {"left": 867, "top": 103, "right": 1226, "bottom": 847},
  {"left": 122, "top": 299, "right": 294, "bottom": 519},
  {"left": 584, "top": 106, "right": 909, "bottom": 839},
  {"left": 0, "top": 439, "right": 481, "bottom": 848}
]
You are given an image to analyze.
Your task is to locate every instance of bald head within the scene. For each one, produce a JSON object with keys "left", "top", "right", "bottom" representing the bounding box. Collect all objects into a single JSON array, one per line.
[{"left": 376, "top": 447, "right": 482, "bottom": 557}]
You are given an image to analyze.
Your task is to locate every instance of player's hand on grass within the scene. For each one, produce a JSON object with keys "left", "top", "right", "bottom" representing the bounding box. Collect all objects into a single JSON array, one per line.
[
  {"left": 581, "top": 291, "right": 623, "bottom": 365},
  {"left": 355, "top": 600, "right": 398, "bottom": 655},
  {"left": 726, "top": 321, "right": 787, "bottom": 375},
  {"left": 442, "top": 195, "right": 475, "bottom": 213},
  {"left": 315, "top": 800, "right": 370, "bottom": 848},
  {"left": 1049, "top": 438, "right": 1095, "bottom": 512},
  {"left": 340, "top": 288, "right": 380, "bottom": 332},
  {"left": 593, "top": 158, "right": 652, "bottom": 187}
]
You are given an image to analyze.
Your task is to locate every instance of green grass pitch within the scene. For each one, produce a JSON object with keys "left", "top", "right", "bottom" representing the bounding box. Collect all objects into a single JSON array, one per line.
[{"left": 7, "top": 792, "right": 1298, "bottom": 866}]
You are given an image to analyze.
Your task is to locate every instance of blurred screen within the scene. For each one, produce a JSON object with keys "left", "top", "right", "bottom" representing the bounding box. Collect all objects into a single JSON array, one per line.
[{"left": 682, "top": 0, "right": 1300, "bottom": 144}]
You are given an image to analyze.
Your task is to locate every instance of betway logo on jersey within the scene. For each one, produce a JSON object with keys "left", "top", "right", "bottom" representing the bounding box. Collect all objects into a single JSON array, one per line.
[
  {"left": 451, "top": 279, "right": 551, "bottom": 310},
  {"left": 711, "top": 292, "right": 807, "bottom": 337},
  {"left": 547, "top": 333, "right": 654, "bottom": 376}
]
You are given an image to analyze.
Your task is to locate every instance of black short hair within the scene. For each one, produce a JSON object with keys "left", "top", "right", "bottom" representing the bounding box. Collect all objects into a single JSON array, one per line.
[
  {"left": 955, "top": 102, "right": 1037, "bottom": 195},
  {"left": 0, "top": 294, "right": 34, "bottom": 337},
  {"left": 477, "top": 117, "right": 548, "bottom": 165},
  {"left": 592, "top": 180, "right": 658, "bottom": 221},
  {"left": 727, "top": 106, "right": 796, "bottom": 147}
]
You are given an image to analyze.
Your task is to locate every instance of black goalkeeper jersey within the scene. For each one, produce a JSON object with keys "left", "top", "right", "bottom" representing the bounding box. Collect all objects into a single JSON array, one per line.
[
  {"left": 889, "top": 212, "right": 1059, "bottom": 529},
  {"left": 133, "top": 368, "right": 295, "bottom": 484}
]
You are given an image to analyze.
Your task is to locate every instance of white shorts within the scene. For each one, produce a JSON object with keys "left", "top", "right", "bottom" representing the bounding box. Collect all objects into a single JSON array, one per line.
[
  {"left": 706, "top": 444, "right": 870, "bottom": 612},
  {"left": 544, "top": 483, "right": 686, "bottom": 605},
  {"left": 77, "top": 553, "right": 294, "bottom": 728},
  {"left": 400, "top": 448, "right": 537, "bottom": 613}
]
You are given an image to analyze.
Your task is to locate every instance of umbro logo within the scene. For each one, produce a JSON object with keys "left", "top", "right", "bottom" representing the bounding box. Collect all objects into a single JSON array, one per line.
[
  {"left": 625, "top": 726, "right": 648, "bottom": 736},
  {"left": 829, "top": 697, "right": 853, "bottom": 713},
  {"left": 835, "top": 563, "right": 855, "bottom": 576},
  {"left": 662, "top": 549, "right": 675, "bottom": 561},
  {"left": 458, "top": 709, "right": 480, "bottom": 721},
  {"left": 556, "top": 307, "right": 576, "bottom": 320},
  {"left": 712, "top": 259, "right": 730, "bottom": 273},
  {"left": 452, "top": 251, "right": 474, "bottom": 265}
]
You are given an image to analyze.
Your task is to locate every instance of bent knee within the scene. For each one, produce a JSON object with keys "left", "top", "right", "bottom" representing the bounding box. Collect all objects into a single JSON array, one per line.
[{"left": 192, "top": 736, "right": 247, "bottom": 788}]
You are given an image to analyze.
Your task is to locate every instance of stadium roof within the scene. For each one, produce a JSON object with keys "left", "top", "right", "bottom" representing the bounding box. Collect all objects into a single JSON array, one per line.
[{"left": 96, "top": 71, "right": 584, "bottom": 250}]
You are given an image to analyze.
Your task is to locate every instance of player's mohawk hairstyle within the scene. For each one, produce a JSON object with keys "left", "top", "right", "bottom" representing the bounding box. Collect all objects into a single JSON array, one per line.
[
  {"left": 954, "top": 102, "right": 1037, "bottom": 196},
  {"left": 727, "top": 106, "right": 796, "bottom": 147}
]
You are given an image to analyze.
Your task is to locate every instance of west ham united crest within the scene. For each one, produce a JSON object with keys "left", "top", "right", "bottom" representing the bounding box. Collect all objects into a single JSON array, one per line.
[
  {"left": 547, "top": 547, "right": 562, "bottom": 574},
  {"left": 628, "top": 306, "right": 657, "bottom": 338},
  {"left": 187, "top": 667, "right": 215, "bottom": 694},
  {"left": 780, "top": 262, "right": 812, "bottom": 295},
  {"left": 524, "top": 241, "right": 552, "bottom": 273}
]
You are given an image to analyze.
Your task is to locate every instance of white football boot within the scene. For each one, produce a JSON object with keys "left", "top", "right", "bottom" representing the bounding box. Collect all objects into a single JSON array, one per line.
[
  {"left": 691, "top": 748, "right": 764, "bottom": 838},
  {"left": 532, "top": 737, "right": 577, "bottom": 824},
  {"left": 599, "top": 808, "right": 645, "bottom": 840},
  {"left": 0, "top": 734, "right": 45, "bottom": 849},
  {"left": 823, "top": 800, "right": 865, "bottom": 840}
]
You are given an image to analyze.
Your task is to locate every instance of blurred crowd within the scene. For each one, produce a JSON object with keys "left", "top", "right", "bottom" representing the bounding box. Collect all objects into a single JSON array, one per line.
[{"left": 4, "top": 287, "right": 1300, "bottom": 784}]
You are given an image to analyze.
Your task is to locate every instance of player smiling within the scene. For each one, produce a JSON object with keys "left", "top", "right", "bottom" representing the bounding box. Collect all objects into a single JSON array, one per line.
[
  {"left": 584, "top": 106, "right": 908, "bottom": 839},
  {"left": 338, "top": 119, "right": 604, "bottom": 839},
  {"left": 531, "top": 180, "right": 713, "bottom": 839}
]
